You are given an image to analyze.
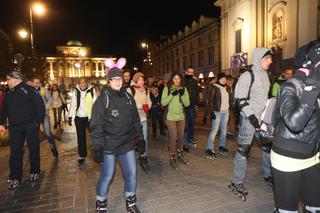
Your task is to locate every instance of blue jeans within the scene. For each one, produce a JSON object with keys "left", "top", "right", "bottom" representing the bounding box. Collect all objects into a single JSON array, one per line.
[
  {"left": 231, "top": 114, "right": 271, "bottom": 184},
  {"left": 184, "top": 106, "right": 196, "bottom": 144},
  {"left": 140, "top": 120, "right": 148, "bottom": 157},
  {"left": 41, "top": 114, "right": 57, "bottom": 150},
  {"left": 206, "top": 111, "right": 229, "bottom": 150},
  {"left": 96, "top": 149, "right": 136, "bottom": 199}
]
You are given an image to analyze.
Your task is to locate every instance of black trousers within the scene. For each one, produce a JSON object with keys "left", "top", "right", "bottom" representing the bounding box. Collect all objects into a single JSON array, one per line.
[
  {"left": 273, "top": 163, "right": 320, "bottom": 211},
  {"left": 9, "top": 122, "right": 40, "bottom": 181},
  {"left": 74, "top": 116, "right": 89, "bottom": 158},
  {"left": 151, "top": 110, "right": 165, "bottom": 134}
]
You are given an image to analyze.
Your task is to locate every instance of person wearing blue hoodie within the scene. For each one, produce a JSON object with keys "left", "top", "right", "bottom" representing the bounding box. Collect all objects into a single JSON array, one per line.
[{"left": 229, "top": 48, "right": 273, "bottom": 199}]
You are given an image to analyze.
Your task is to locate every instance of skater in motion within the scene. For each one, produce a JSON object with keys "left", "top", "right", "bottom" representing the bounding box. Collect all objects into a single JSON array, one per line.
[
  {"left": 90, "top": 58, "right": 145, "bottom": 213},
  {"left": 271, "top": 40, "right": 320, "bottom": 213},
  {"left": 230, "top": 48, "right": 273, "bottom": 201},
  {"left": 68, "top": 77, "right": 97, "bottom": 166},
  {"left": 204, "top": 72, "right": 230, "bottom": 160},
  {"left": 161, "top": 72, "right": 190, "bottom": 170},
  {"left": 0, "top": 71, "right": 45, "bottom": 190}
]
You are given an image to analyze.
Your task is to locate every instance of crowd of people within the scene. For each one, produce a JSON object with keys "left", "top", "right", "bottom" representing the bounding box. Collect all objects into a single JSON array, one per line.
[{"left": 0, "top": 40, "right": 319, "bottom": 213}]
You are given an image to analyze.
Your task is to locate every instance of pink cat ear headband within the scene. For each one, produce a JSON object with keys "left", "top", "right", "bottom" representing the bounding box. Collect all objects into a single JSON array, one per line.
[{"left": 105, "top": 57, "right": 127, "bottom": 70}]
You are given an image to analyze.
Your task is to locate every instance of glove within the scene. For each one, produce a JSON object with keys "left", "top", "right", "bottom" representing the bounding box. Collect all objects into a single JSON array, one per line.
[
  {"left": 143, "top": 104, "right": 150, "bottom": 113},
  {"left": 137, "top": 139, "right": 146, "bottom": 155},
  {"left": 171, "top": 90, "right": 179, "bottom": 96},
  {"left": 93, "top": 148, "right": 103, "bottom": 165},
  {"left": 67, "top": 117, "right": 72, "bottom": 126},
  {"left": 301, "top": 88, "right": 320, "bottom": 106},
  {"left": 248, "top": 114, "right": 260, "bottom": 129},
  {"left": 211, "top": 112, "right": 216, "bottom": 120},
  {"left": 178, "top": 88, "right": 185, "bottom": 96}
]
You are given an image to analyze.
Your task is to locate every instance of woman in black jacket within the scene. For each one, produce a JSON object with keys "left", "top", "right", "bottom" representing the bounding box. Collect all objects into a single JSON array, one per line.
[
  {"left": 90, "top": 65, "right": 145, "bottom": 213},
  {"left": 271, "top": 40, "right": 320, "bottom": 213}
]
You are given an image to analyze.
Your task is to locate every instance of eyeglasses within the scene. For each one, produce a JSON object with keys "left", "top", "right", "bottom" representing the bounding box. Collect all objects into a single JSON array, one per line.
[{"left": 110, "top": 78, "right": 123, "bottom": 82}]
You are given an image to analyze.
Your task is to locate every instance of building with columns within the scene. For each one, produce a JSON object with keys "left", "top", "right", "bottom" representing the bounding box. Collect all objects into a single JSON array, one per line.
[
  {"left": 44, "top": 40, "right": 112, "bottom": 86},
  {"left": 215, "top": 0, "right": 320, "bottom": 76},
  {"left": 151, "top": 16, "right": 221, "bottom": 79}
]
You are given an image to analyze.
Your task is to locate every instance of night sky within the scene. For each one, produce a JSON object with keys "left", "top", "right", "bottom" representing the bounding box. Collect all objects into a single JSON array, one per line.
[{"left": 0, "top": 0, "right": 220, "bottom": 67}]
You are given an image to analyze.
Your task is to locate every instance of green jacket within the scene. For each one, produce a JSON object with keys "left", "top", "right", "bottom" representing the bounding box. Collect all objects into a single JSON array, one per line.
[
  {"left": 272, "top": 75, "right": 286, "bottom": 97},
  {"left": 161, "top": 86, "right": 190, "bottom": 121}
]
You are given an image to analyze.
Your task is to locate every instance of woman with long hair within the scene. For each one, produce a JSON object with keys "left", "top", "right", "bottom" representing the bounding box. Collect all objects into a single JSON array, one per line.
[
  {"left": 51, "top": 84, "right": 65, "bottom": 129},
  {"left": 161, "top": 72, "right": 190, "bottom": 170}
]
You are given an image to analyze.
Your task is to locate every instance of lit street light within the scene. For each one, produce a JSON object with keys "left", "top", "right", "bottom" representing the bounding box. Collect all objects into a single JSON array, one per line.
[
  {"left": 29, "top": 2, "right": 46, "bottom": 73},
  {"left": 18, "top": 29, "right": 28, "bottom": 39}
]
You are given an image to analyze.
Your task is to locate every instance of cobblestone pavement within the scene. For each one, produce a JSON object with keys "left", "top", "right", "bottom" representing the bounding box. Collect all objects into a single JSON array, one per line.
[{"left": 0, "top": 112, "right": 275, "bottom": 213}]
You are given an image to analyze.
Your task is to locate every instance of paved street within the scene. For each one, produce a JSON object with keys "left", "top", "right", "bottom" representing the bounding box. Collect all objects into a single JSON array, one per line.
[{"left": 0, "top": 111, "right": 274, "bottom": 213}]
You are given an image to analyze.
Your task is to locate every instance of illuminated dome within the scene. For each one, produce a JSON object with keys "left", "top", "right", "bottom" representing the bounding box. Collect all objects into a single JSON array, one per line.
[{"left": 66, "top": 40, "right": 83, "bottom": 46}]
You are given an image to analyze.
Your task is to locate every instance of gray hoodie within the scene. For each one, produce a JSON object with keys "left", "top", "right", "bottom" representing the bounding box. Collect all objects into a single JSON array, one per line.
[{"left": 235, "top": 48, "right": 271, "bottom": 118}]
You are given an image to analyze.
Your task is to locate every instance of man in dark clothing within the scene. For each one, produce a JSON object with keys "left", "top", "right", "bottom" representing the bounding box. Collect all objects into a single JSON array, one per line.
[
  {"left": 149, "top": 84, "right": 166, "bottom": 138},
  {"left": 0, "top": 71, "right": 45, "bottom": 190},
  {"left": 183, "top": 67, "right": 200, "bottom": 151}
]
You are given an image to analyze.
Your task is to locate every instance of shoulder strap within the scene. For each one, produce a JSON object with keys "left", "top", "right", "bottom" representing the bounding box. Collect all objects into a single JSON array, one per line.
[
  {"left": 247, "top": 69, "right": 254, "bottom": 100},
  {"left": 130, "top": 86, "right": 136, "bottom": 97}
]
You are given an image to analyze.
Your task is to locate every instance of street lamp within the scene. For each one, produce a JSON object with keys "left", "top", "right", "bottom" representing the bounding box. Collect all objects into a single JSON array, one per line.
[
  {"left": 29, "top": 2, "right": 46, "bottom": 72},
  {"left": 18, "top": 29, "right": 28, "bottom": 39},
  {"left": 141, "top": 42, "right": 152, "bottom": 65}
]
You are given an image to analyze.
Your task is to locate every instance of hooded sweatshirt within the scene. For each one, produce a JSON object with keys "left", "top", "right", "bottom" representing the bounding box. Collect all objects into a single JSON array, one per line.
[{"left": 235, "top": 48, "right": 271, "bottom": 118}]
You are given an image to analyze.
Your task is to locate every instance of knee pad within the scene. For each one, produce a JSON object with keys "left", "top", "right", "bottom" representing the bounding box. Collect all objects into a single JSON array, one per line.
[{"left": 237, "top": 144, "right": 251, "bottom": 157}]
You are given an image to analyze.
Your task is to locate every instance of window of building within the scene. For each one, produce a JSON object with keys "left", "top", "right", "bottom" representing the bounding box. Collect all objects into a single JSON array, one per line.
[
  {"left": 198, "top": 50, "right": 204, "bottom": 67},
  {"left": 176, "top": 59, "right": 180, "bottom": 71},
  {"left": 208, "top": 32, "right": 213, "bottom": 42},
  {"left": 190, "top": 41, "right": 193, "bottom": 50},
  {"left": 198, "top": 37, "right": 202, "bottom": 47},
  {"left": 98, "top": 63, "right": 102, "bottom": 71},
  {"left": 182, "top": 45, "right": 186, "bottom": 54},
  {"left": 235, "top": 29, "right": 242, "bottom": 53},
  {"left": 208, "top": 47, "right": 214, "bottom": 65},
  {"left": 176, "top": 48, "right": 179, "bottom": 57},
  {"left": 183, "top": 56, "right": 188, "bottom": 70},
  {"left": 190, "top": 53, "right": 195, "bottom": 68}
]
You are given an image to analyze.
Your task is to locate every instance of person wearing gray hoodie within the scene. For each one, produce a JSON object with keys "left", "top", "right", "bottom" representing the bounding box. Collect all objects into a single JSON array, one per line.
[{"left": 229, "top": 48, "right": 273, "bottom": 199}]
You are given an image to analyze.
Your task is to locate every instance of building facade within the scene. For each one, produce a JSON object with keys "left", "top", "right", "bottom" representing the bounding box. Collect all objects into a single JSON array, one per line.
[
  {"left": 44, "top": 40, "right": 112, "bottom": 86},
  {"left": 152, "top": 16, "right": 221, "bottom": 79},
  {"left": 0, "top": 28, "right": 12, "bottom": 80},
  {"left": 215, "top": 0, "right": 320, "bottom": 76}
]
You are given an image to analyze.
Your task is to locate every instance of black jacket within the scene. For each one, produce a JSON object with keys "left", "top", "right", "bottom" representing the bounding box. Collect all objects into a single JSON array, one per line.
[
  {"left": 90, "top": 87, "right": 143, "bottom": 154},
  {"left": 272, "top": 78, "right": 320, "bottom": 159},
  {"left": 184, "top": 76, "right": 199, "bottom": 107},
  {"left": 0, "top": 82, "right": 45, "bottom": 126}
]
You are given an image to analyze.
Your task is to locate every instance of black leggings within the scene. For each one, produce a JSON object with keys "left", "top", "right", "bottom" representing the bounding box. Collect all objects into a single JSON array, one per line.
[{"left": 272, "top": 163, "right": 320, "bottom": 211}]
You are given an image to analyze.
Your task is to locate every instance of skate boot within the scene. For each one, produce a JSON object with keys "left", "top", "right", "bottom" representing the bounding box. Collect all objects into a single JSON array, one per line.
[
  {"left": 125, "top": 194, "right": 140, "bottom": 213},
  {"left": 228, "top": 182, "right": 248, "bottom": 202},
  {"left": 8, "top": 179, "right": 20, "bottom": 190},
  {"left": 139, "top": 156, "right": 150, "bottom": 173},
  {"left": 183, "top": 144, "right": 190, "bottom": 152},
  {"left": 30, "top": 173, "right": 40, "bottom": 182},
  {"left": 169, "top": 153, "right": 178, "bottom": 170},
  {"left": 177, "top": 149, "right": 189, "bottom": 165},
  {"left": 218, "top": 146, "right": 229, "bottom": 157},
  {"left": 78, "top": 157, "right": 86, "bottom": 166},
  {"left": 96, "top": 199, "right": 108, "bottom": 213},
  {"left": 264, "top": 176, "right": 273, "bottom": 187},
  {"left": 190, "top": 139, "right": 197, "bottom": 148},
  {"left": 204, "top": 149, "right": 216, "bottom": 160}
]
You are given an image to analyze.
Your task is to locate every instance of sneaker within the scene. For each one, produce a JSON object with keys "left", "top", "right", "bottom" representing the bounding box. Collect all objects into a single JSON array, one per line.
[
  {"left": 8, "top": 179, "right": 19, "bottom": 190},
  {"left": 219, "top": 147, "right": 229, "bottom": 156},
  {"left": 51, "top": 148, "right": 59, "bottom": 158},
  {"left": 190, "top": 139, "right": 197, "bottom": 144},
  {"left": 78, "top": 158, "right": 86, "bottom": 166},
  {"left": 264, "top": 177, "right": 273, "bottom": 187},
  {"left": 29, "top": 173, "right": 40, "bottom": 182},
  {"left": 204, "top": 149, "right": 216, "bottom": 160}
]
